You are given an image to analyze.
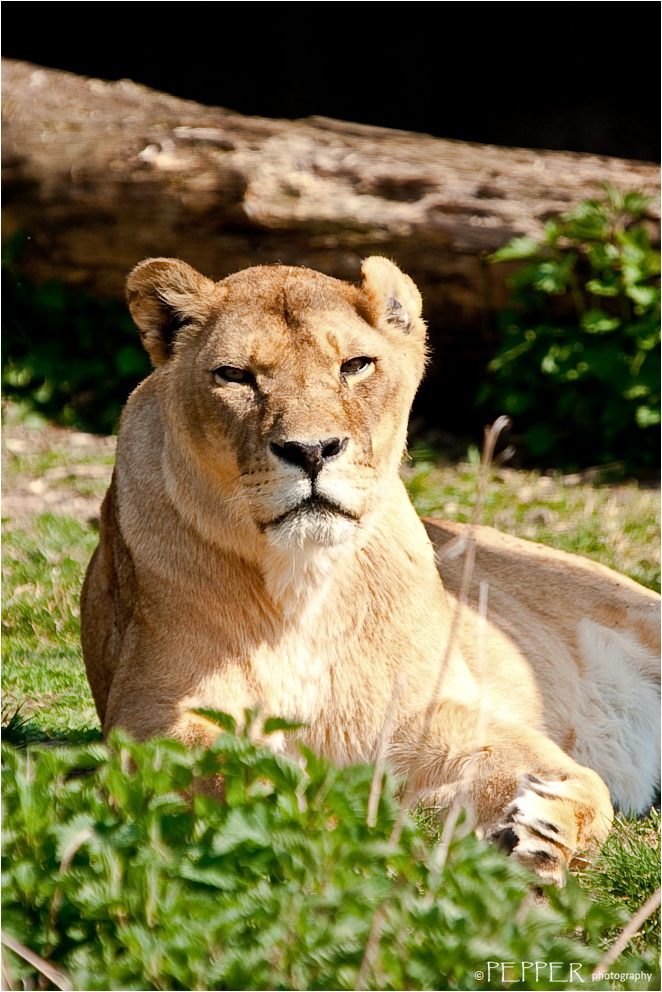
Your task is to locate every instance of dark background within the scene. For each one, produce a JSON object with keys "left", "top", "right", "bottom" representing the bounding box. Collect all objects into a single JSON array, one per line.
[{"left": 3, "top": 2, "right": 659, "bottom": 162}]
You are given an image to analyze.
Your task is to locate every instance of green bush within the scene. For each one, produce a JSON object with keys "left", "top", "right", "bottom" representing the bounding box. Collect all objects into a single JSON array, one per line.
[
  {"left": 3, "top": 715, "right": 658, "bottom": 991},
  {"left": 482, "top": 187, "right": 660, "bottom": 470},
  {"left": 2, "top": 235, "right": 150, "bottom": 434}
]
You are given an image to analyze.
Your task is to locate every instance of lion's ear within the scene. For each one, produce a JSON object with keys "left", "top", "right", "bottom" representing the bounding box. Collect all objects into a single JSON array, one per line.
[
  {"left": 359, "top": 256, "right": 425, "bottom": 340},
  {"left": 126, "top": 258, "right": 217, "bottom": 366}
]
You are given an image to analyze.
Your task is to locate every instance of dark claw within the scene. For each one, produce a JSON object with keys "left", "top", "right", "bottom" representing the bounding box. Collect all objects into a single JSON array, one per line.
[{"left": 495, "top": 827, "right": 519, "bottom": 854}]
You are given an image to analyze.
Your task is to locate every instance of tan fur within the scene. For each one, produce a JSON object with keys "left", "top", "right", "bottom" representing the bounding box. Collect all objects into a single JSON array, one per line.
[{"left": 82, "top": 257, "right": 660, "bottom": 885}]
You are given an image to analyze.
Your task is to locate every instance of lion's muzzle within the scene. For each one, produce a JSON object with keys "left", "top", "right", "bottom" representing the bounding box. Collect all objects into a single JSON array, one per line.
[{"left": 261, "top": 493, "right": 361, "bottom": 532}]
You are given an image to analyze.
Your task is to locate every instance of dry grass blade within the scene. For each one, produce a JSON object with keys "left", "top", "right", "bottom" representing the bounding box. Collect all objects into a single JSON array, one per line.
[
  {"left": 420, "top": 420, "right": 511, "bottom": 890},
  {"left": 356, "top": 424, "right": 511, "bottom": 985},
  {"left": 0, "top": 932, "right": 73, "bottom": 992},
  {"left": 426, "top": 417, "right": 510, "bottom": 715},
  {"left": 425, "top": 576, "right": 491, "bottom": 896},
  {"left": 1, "top": 949, "right": 18, "bottom": 992},
  {"left": 367, "top": 676, "right": 404, "bottom": 828},
  {"left": 354, "top": 902, "right": 389, "bottom": 991},
  {"left": 591, "top": 887, "right": 661, "bottom": 980}
]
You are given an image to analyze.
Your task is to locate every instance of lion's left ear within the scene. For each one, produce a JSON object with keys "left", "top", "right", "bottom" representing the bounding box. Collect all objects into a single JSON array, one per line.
[{"left": 360, "top": 256, "right": 425, "bottom": 340}]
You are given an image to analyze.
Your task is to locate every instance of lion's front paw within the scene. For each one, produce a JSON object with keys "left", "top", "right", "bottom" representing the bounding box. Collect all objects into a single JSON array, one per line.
[{"left": 486, "top": 774, "right": 584, "bottom": 886}]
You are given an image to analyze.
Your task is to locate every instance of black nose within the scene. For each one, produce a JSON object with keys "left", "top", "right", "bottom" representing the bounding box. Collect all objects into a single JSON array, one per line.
[{"left": 270, "top": 438, "right": 348, "bottom": 478}]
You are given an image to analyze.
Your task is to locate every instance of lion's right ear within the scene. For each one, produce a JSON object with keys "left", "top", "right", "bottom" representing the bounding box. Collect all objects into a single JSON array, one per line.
[{"left": 126, "top": 258, "right": 217, "bottom": 366}]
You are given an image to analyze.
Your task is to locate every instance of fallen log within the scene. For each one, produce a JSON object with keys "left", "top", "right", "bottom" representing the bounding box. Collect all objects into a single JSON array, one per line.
[{"left": 3, "top": 57, "right": 659, "bottom": 429}]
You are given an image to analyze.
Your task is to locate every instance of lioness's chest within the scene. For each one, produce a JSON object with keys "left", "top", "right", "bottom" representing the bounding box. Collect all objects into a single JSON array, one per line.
[
  {"left": 251, "top": 631, "right": 331, "bottom": 724},
  {"left": 189, "top": 633, "right": 382, "bottom": 764}
]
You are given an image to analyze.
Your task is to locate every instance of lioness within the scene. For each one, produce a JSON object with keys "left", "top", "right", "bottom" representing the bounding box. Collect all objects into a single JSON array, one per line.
[{"left": 82, "top": 256, "right": 660, "bottom": 885}]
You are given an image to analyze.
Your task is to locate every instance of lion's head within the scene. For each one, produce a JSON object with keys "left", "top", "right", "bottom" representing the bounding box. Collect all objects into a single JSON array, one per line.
[{"left": 126, "top": 256, "right": 426, "bottom": 553}]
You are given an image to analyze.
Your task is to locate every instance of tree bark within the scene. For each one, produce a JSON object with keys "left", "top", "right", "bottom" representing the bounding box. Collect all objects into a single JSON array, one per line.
[{"left": 3, "top": 57, "right": 659, "bottom": 429}]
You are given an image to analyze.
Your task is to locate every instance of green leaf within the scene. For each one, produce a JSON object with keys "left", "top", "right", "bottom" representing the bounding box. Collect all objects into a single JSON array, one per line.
[
  {"left": 587, "top": 242, "right": 619, "bottom": 272},
  {"left": 604, "top": 184, "right": 626, "bottom": 212},
  {"left": 263, "top": 716, "right": 307, "bottom": 735},
  {"left": 533, "top": 255, "right": 576, "bottom": 295},
  {"left": 627, "top": 284, "right": 659, "bottom": 309},
  {"left": 635, "top": 405, "right": 661, "bottom": 428},
  {"left": 178, "top": 860, "right": 239, "bottom": 891},
  {"left": 191, "top": 709, "right": 236, "bottom": 734},
  {"left": 563, "top": 203, "right": 609, "bottom": 242},
  {"left": 543, "top": 218, "right": 562, "bottom": 246},
  {"left": 581, "top": 309, "right": 621, "bottom": 335},
  {"left": 623, "top": 384, "right": 650, "bottom": 401},
  {"left": 53, "top": 813, "right": 97, "bottom": 861},
  {"left": 621, "top": 190, "right": 654, "bottom": 217},
  {"left": 212, "top": 807, "right": 269, "bottom": 856},
  {"left": 586, "top": 277, "right": 620, "bottom": 297},
  {"left": 489, "top": 236, "right": 541, "bottom": 262}
]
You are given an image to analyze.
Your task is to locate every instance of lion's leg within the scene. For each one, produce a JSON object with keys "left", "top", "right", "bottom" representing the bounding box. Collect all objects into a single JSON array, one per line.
[
  {"left": 390, "top": 702, "right": 614, "bottom": 886},
  {"left": 104, "top": 701, "right": 230, "bottom": 800}
]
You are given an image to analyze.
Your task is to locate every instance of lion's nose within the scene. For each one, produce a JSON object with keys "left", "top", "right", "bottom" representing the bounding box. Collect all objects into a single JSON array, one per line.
[{"left": 270, "top": 438, "right": 348, "bottom": 479}]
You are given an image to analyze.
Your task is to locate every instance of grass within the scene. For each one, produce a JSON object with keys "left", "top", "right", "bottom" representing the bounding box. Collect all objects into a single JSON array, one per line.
[
  {"left": 584, "top": 811, "right": 661, "bottom": 956},
  {"left": 2, "top": 418, "right": 660, "bottom": 982},
  {"left": 2, "top": 513, "right": 100, "bottom": 741},
  {"left": 5, "top": 445, "right": 116, "bottom": 480}
]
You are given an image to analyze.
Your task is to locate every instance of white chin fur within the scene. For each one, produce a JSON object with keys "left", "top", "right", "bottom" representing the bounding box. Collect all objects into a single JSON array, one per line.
[
  {"left": 262, "top": 512, "right": 358, "bottom": 610},
  {"left": 266, "top": 508, "right": 357, "bottom": 550}
]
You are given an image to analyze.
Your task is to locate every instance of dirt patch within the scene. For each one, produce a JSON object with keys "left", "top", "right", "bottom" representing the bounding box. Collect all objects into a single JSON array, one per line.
[{"left": 2, "top": 419, "right": 116, "bottom": 523}]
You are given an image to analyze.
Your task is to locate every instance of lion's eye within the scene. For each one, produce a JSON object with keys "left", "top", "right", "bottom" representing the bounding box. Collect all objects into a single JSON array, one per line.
[
  {"left": 341, "top": 357, "right": 373, "bottom": 376},
  {"left": 213, "top": 366, "right": 254, "bottom": 385}
]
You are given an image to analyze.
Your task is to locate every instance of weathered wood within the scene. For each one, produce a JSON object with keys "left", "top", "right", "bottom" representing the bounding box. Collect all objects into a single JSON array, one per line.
[{"left": 3, "top": 57, "right": 659, "bottom": 425}]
